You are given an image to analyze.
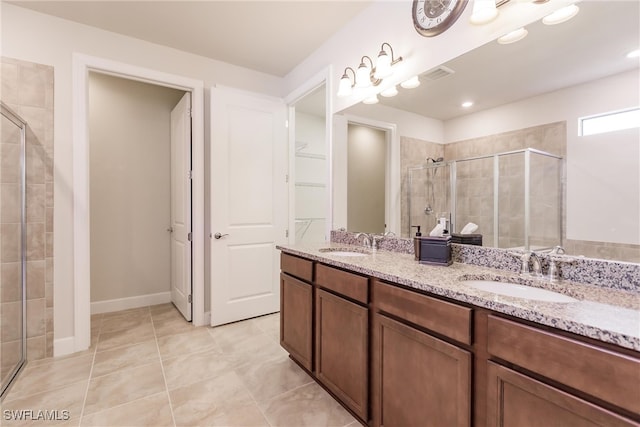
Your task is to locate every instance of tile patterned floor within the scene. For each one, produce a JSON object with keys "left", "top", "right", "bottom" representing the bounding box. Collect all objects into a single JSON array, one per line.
[{"left": 1, "top": 304, "right": 359, "bottom": 427}]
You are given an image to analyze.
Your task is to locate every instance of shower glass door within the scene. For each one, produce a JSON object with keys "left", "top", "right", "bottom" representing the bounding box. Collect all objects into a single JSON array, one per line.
[{"left": 1, "top": 102, "right": 27, "bottom": 399}]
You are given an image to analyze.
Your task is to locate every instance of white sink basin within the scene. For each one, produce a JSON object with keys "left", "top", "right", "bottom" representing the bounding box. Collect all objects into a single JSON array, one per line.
[
  {"left": 464, "top": 280, "right": 578, "bottom": 303},
  {"left": 318, "top": 248, "right": 369, "bottom": 257}
]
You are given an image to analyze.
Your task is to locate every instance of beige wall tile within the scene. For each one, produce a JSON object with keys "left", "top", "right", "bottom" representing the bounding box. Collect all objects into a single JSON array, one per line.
[
  {"left": 26, "top": 222, "right": 45, "bottom": 261},
  {"left": 26, "top": 260, "right": 45, "bottom": 300}
]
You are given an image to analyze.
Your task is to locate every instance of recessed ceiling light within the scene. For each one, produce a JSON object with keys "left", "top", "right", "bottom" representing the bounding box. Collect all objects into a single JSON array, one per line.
[
  {"left": 627, "top": 49, "right": 640, "bottom": 59},
  {"left": 498, "top": 28, "right": 528, "bottom": 45},
  {"left": 401, "top": 76, "right": 421, "bottom": 89},
  {"left": 462, "top": 101, "right": 473, "bottom": 108},
  {"left": 363, "top": 95, "right": 379, "bottom": 105},
  {"left": 542, "top": 4, "right": 579, "bottom": 25}
]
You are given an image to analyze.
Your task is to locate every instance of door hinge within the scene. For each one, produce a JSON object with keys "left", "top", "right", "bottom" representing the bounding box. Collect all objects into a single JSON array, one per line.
[
  {"left": 188, "top": 170, "right": 193, "bottom": 179},
  {"left": 188, "top": 232, "right": 192, "bottom": 241},
  {"left": 285, "top": 174, "right": 289, "bottom": 183},
  {"left": 285, "top": 120, "right": 289, "bottom": 128},
  {"left": 187, "top": 107, "right": 192, "bottom": 118},
  {"left": 188, "top": 295, "right": 192, "bottom": 303},
  {"left": 285, "top": 229, "right": 289, "bottom": 238}
]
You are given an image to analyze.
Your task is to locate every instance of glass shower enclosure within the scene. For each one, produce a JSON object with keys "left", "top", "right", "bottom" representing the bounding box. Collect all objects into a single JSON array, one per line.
[
  {"left": 408, "top": 148, "right": 563, "bottom": 251},
  {"left": 0, "top": 102, "right": 27, "bottom": 399}
]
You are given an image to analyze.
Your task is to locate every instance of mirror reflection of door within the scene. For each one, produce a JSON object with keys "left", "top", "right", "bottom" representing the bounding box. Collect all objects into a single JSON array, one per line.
[{"left": 347, "top": 124, "right": 387, "bottom": 234}]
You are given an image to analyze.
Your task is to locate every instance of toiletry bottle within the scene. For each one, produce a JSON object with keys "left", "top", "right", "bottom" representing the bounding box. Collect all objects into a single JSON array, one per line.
[{"left": 411, "top": 225, "right": 422, "bottom": 261}]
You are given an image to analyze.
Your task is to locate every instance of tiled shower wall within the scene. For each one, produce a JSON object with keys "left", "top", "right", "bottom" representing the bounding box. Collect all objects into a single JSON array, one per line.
[
  {"left": 1, "top": 57, "right": 54, "bottom": 359},
  {"left": 401, "top": 121, "right": 640, "bottom": 262}
]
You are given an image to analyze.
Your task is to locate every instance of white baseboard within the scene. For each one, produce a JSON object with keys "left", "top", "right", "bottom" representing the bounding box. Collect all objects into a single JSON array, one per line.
[
  {"left": 53, "top": 336, "right": 76, "bottom": 358},
  {"left": 91, "top": 292, "right": 172, "bottom": 315}
]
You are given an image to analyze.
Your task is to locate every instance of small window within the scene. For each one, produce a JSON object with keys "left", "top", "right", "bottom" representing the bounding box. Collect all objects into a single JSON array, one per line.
[{"left": 579, "top": 107, "right": 640, "bottom": 136}]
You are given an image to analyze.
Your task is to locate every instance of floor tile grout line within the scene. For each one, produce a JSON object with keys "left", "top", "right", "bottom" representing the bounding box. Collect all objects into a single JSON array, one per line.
[
  {"left": 80, "top": 305, "right": 153, "bottom": 425},
  {"left": 1, "top": 377, "right": 90, "bottom": 405},
  {"left": 243, "top": 370, "right": 275, "bottom": 427},
  {"left": 151, "top": 306, "right": 178, "bottom": 427}
]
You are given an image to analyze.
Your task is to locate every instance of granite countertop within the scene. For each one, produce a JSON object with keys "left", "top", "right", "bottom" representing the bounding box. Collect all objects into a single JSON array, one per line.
[{"left": 277, "top": 242, "right": 640, "bottom": 351}]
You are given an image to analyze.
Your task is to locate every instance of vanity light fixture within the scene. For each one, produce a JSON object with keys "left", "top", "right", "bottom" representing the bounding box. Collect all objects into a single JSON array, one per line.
[
  {"left": 470, "top": 0, "right": 499, "bottom": 25},
  {"left": 362, "top": 94, "right": 379, "bottom": 105},
  {"left": 542, "top": 4, "right": 579, "bottom": 25},
  {"left": 337, "top": 67, "right": 356, "bottom": 98},
  {"left": 498, "top": 27, "right": 528, "bottom": 44},
  {"left": 374, "top": 43, "right": 403, "bottom": 79},
  {"left": 380, "top": 85, "right": 399, "bottom": 97},
  {"left": 337, "top": 43, "right": 404, "bottom": 96},
  {"left": 401, "top": 76, "right": 421, "bottom": 89},
  {"left": 355, "top": 56, "right": 379, "bottom": 89}
]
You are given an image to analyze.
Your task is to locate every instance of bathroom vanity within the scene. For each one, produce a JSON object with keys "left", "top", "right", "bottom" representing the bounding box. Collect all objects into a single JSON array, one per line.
[{"left": 278, "top": 241, "right": 640, "bottom": 427}]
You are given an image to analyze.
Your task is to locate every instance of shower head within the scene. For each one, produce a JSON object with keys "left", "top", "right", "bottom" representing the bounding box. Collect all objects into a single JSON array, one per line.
[{"left": 426, "top": 157, "right": 444, "bottom": 163}]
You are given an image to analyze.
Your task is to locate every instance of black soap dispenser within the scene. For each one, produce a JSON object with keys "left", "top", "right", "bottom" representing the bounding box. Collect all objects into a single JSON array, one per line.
[{"left": 411, "top": 225, "right": 422, "bottom": 261}]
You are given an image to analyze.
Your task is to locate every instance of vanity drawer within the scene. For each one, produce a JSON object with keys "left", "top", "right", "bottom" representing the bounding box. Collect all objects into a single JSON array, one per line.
[
  {"left": 372, "top": 280, "right": 472, "bottom": 345},
  {"left": 281, "top": 253, "right": 313, "bottom": 282},
  {"left": 315, "top": 264, "right": 368, "bottom": 304},
  {"left": 487, "top": 315, "right": 640, "bottom": 415}
]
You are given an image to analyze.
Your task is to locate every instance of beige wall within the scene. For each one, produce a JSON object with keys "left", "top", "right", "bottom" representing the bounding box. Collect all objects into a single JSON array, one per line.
[
  {"left": 88, "top": 73, "right": 184, "bottom": 305},
  {"left": 1, "top": 57, "right": 54, "bottom": 360},
  {"left": 347, "top": 124, "right": 386, "bottom": 234}
]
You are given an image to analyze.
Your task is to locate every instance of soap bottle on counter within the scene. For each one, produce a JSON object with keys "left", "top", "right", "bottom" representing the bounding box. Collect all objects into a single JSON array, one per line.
[{"left": 411, "top": 225, "right": 422, "bottom": 261}]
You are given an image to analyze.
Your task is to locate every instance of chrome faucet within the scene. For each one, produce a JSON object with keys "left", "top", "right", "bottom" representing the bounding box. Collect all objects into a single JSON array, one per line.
[
  {"left": 518, "top": 251, "right": 542, "bottom": 277},
  {"left": 355, "top": 232, "right": 372, "bottom": 249},
  {"left": 529, "top": 252, "right": 542, "bottom": 277}
]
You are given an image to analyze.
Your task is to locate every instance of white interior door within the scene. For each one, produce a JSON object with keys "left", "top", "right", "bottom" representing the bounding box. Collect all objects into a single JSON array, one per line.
[
  {"left": 170, "top": 92, "right": 192, "bottom": 321},
  {"left": 210, "top": 86, "right": 288, "bottom": 326}
]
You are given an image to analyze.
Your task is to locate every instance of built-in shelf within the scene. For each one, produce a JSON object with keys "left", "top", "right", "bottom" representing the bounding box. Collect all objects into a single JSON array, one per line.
[
  {"left": 295, "top": 182, "right": 326, "bottom": 188},
  {"left": 296, "top": 152, "right": 326, "bottom": 160}
]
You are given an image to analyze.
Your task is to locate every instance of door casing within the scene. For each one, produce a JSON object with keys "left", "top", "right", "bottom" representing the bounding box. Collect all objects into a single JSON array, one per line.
[{"left": 69, "top": 53, "right": 205, "bottom": 356}]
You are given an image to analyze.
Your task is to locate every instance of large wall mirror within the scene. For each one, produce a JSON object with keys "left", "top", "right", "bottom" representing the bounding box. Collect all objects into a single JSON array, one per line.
[{"left": 332, "top": 1, "right": 639, "bottom": 262}]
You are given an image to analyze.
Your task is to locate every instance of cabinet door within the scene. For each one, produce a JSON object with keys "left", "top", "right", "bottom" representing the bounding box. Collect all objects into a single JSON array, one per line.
[
  {"left": 280, "top": 273, "right": 313, "bottom": 371},
  {"left": 315, "top": 288, "right": 368, "bottom": 421},
  {"left": 487, "top": 362, "right": 636, "bottom": 427},
  {"left": 372, "top": 314, "right": 471, "bottom": 427}
]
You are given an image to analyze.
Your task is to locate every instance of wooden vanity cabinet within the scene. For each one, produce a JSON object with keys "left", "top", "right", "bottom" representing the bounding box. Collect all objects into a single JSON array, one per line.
[
  {"left": 315, "top": 264, "right": 369, "bottom": 422},
  {"left": 487, "top": 362, "right": 637, "bottom": 427},
  {"left": 279, "top": 251, "right": 640, "bottom": 427},
  {"left": 486, "top": 315, "right": 640, "bottom": 425},
  {"left": 371, "top": 280, "right": 473, "bottom": 427},
  {"left": 280, "top": 254, "right": 314, "bottom": 371}
]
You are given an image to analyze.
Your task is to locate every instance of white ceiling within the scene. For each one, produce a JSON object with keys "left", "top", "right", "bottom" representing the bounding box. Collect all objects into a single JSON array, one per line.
[
  {"left": 9, "top": 0, "right": 372, "bottom": 77},
  {"left": 347, "top": 1, "right": 640, "bottom": 120}
]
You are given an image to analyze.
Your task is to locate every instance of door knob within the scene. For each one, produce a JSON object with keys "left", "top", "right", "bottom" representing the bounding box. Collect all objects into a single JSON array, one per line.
[
  {"left": 213, "top": 232, "right": 229, "bottom": 239},
  {"left": 167, "top": 227, "right": 174, "bottom": 233}
]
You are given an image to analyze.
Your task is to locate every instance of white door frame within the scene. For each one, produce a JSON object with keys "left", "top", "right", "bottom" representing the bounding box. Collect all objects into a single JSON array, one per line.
[
  {"left": 72, "top": 53, "right": 206, "bottom": 353},
  {"left": 338, "top": 114, "right": 399, "bottom": 235}
]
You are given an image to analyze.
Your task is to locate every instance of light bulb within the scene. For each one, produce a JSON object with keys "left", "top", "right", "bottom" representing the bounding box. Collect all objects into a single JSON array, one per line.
[
  {"left": 337, "top": 74, "right": 353, "bottom": 97},
  {"left": 355, "top": 62, "right": 372, "bottom": 88},
  {"left": 374, "top": 51, "right": 392, "bottom": 79}
]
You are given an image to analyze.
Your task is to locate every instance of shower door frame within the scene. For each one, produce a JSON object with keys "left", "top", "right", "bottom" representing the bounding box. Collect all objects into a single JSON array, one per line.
[{"left": 0, "top": 102, "right": 27, "bottom": 400}]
